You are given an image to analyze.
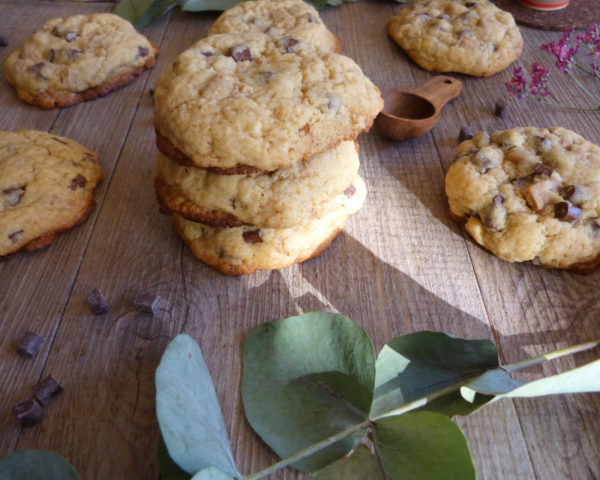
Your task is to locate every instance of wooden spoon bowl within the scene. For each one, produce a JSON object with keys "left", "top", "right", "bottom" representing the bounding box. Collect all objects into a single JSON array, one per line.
[{"left": 375, "top": 76, "right": 463, "bottom": 141}]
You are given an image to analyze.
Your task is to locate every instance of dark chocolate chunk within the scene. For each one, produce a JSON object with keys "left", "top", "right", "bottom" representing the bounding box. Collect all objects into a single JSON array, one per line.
[
  {"left": 201, "top": 50, "right": 214, "bottom": 57},
  {"left": 48, "top": 48, "right": 57, "bottom": 63},
  {"left": 66, "top": 48, "right": 81, "bottom": 60},
  {"left": 533, "top": 162, "right": 554, "bottom": 177},
  {"left": 494, "top": 100, "right": 509, "bottom": 118},
  {"left": 230, "top": 45, "right": 252, "bottom": 62},
  {"left": 242, "top": 229, "right": 263, "bottom": 244},
  {"left": 33, "top": 375, "right": 63, "bottom": 407},
  {"left": 559, "top": 184, "right": 590, "bottom": 205},
  {"left": 86, "top": 288, "right": 109, "bottom": 315},
  {"left": 16, "top": 331, "right": 44, "bottom": 358},
  {"left": 52, "top": 26, "right": 61, "bottom": 37},
  {"left": 8, "top": 230, "right": 23, "bottom": 243},
  {"left": 459, "top": 126, "right": 474, "bottom": 142},
  {"left": 343, "top": 185, "right": 356, "bottom": 198},
  {"left": 69, "top": 174, "right": 87, "bottom": 190},
  {"left": 138, "top": 46, "right": 149, "bottom": 57},
  {"left": 0, "top": 35, "right": 8, "bottom": 47},
  {"left": 134, "top": 292, "right": 162, "bottom": 316},
  {"left": 555, "top": 202, "right": 582, "bottom": 222},
  {"left": 493, "top": 194, "right": 504, "bottom": 205},
  {"left": 281, "top": 36, "right": 301, "bottom": 53},
  {"left": 4, "top": 186, "right": 25, "bottom": 207},
  {"left": 11, "top": 398, "right": 44, "bottom": 426},
  {"left": 29, "top": 62, "right": 45, "bottom": 74},
  {"left": 305, "top": 13, "right": 319, "bottom": 23},
  {"left": 465, "top": 1, "right": 478, "bottom": 7},
  {"left": 64, "top": 30, "right": 78, "bottom": 43}
]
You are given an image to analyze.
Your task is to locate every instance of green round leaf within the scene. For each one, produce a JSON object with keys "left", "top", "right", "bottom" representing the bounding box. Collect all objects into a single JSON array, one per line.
[
  {"left": 156, "top": 334, "right": 238, "bottom": 477},
  {"left": 0, "top": 450, "right": 81, "bottom": 480},
  {"left": 371, "top": 332, "right": 498, "bottom": 418},
  {"left": 241, "top": 312, "right": 375, "bottom": 471},
  {"left": 374, "top": 412, "right": 476, "bottom": 480}
]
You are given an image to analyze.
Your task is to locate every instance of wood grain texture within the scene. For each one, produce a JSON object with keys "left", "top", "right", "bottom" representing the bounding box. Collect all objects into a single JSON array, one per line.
[{"left": 0, "top": 1, "right": 598, "bottom": 479}]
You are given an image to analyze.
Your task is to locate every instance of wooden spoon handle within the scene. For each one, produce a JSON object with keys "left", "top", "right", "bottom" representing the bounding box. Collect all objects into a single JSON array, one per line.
[{"left": 406, "top": 76, "right": 462, "bottom": 111}]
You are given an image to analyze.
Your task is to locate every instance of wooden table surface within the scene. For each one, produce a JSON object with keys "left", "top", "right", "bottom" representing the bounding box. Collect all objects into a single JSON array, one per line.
[{"left": 1, "top": 1, "right": 599, "bottom": 479}]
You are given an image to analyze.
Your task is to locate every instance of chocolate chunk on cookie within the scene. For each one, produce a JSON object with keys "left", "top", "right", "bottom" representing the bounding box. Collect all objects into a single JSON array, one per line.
[
  {"left": 0, "top": 130, "right": 103, "bottom": 257},
  {"left": 445, "top": 127, "right": 600, "bottom": 272},
  {"left": 4, "top": 13, "right": 158, "bottom": 108}
]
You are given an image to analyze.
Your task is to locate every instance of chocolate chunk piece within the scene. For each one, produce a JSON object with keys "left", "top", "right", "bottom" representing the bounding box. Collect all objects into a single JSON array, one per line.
[
  {"left": 459, "top": 126, "right": 474, "bottom": 142},
  {"left": 69, "top": 174, "right": 87, "bottom": 190},
  {"left": 29, "top": 62, "right": 45, "bottom": 74},
  {"left": 64, "top": 30, "right": 78, "bottom": 43},
  {"left": 201, "top": 50, "right": 214, "bottom": 57},
  {"left": 533, "top": 162, "right": 554, "bottom": 177},
  {"left": 280, "top": 36, "right": 301, "bottom": 53},
  {"left": 11, "top": 398, "right": 44, "bottom": 426},
  {"left": 230, "top": 45, "right": 252, "bottom": 62},
  {"left": 465, "top": 1, "right": 478, "bottom": 7},
  {"left": 559, "top": 185, "right": 590, "bottom": 205},
  {"left": 305, "top": 13, "right": 319, "bottom": 23},
  {"left": 16, "top": 331, "right": 44, "bottom": 358},
  {"left": 4, "top": 186, "right": 25, "bottom": 207},
  {"left": 494, "top": 100, "right": 509, "bottom": 118},
  {"left": 33, "top": 375, "right": 63, "bottom": 407},
  {"left": 138, "top": 46, "right": 149, "bottom": 57},
  {"left": 343, "top": 185, "right": 356, "bottom": 198},
  {"left": 8, "top": 230, "right": 23, "bottom": 243},
  {"left": 555, "top": 202, "right": 582, "bottom": 222},
  {"left": 524, "top": 180, "right": 558, "bottom": 211},
  {"left": 481, "top": 194, "right": 507, "bottom": 232},
  {"left": 86, "top": 288, "right": 109, "bottom": 315},
  {"left": 134, "top": 292, "right": 161, "bottom": 316},
  {"left": 243, "top": 229, "right": 263, "bottom": 244},
  {"left": 0, "top": 35, "right": 8, "bottom": 47}
]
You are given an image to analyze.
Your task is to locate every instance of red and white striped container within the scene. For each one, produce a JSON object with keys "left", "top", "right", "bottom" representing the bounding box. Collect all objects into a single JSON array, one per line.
[{"left": 515, "top": 0, "right": 570, "bottom": 10}]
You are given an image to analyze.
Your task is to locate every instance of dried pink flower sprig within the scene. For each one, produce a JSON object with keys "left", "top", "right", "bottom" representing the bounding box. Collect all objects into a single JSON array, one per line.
[{"left": 506, "top": 24, "right": 600, "bottom": 112}]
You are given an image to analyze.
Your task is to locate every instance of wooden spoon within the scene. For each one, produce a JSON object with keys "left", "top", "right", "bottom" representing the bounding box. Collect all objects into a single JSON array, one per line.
[{"left": 375, "top": 76, "right": 462, "bottom": 141}]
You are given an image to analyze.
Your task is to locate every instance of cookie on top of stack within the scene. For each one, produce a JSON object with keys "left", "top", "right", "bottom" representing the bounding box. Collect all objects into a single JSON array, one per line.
[{"left": 153, "top": 1, "right": 382, "bottom": 275}]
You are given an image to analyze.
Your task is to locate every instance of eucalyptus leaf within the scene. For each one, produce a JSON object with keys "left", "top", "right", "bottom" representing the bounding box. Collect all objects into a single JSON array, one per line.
[
  {"left": 135, "top": 0, "right": 180, "bottom": 28},
  {"left": 374, "top": 412, "right": 476, "bottom": 480},
  {"left": 191, "top": 467, "right": 236, "bottom": 480},
  {"left": 156, "top": 334, "right": 239, "bottom": 477},
  {"left": 241, "top": 311, "right": 375, "bottom": 472},
  {"left": 312, "top": 444, "right": 383, "bottom": 479},
  {"left": 0, "top": 450, "right": 81, "bottom": 480},
  {"left": 112, "top": 0, "right": 154, "bottom": 26},
  {"left": 466, "top": 359, "right": 600, "bottom": 399},
  {"left": 371, "top": 332, "right": 498, "bottom": 418},
  {"left": 459, "top": 369, "right": 526, "bottom": 401},
  {"left": 181, "top": 0, "right": 243, "bottom": 11}
]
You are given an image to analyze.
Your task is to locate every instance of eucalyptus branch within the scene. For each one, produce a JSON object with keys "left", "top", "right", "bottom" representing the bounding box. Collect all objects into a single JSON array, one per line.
[
  {"left": 242, "top": 420, "right": 370, "bottom": 480},
  {"left": 502, "top": 339, "right": 600, "bottom": 374}
]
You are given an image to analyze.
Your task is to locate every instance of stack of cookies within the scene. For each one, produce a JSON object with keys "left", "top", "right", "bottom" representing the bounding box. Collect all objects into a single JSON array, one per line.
[{"left": 153, "top": 11, "right": 382, "bottom": 274}]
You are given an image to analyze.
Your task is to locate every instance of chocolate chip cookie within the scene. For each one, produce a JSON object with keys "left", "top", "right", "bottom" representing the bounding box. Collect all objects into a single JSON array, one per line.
[
  {"left": 208, "top": 0, "right": 342, "bottom": 53},
  {"left": 153, "top": 32, "right": 382, "bottom": 172},
  {"left": 387, "top": 0, "right": 523, "bottom": 77},
  {"left": 445, "top": 127, "right": 600, "bottom": 272},
  {"left": 173, "top": 175, "right": 366, "bottom": 275},
  {"left": 155, "top": 140, "right": 360, "bottom": 228},
  {"left": 0, "top": 130, "right": 103, "bottom": 257},
  {"left": 4, "top": 13, "right": 158, "bottom": 109}
]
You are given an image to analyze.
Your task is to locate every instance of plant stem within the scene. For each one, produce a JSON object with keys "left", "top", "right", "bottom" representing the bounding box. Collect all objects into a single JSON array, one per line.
[
  {"left": 533, "top": 95, "right": 600, "bottom": 112},
  {"left": 503, "top": 339, "right": 600, "bottom": 374},
  {"left": 569, "top": 72, "right": 600, "bottom": 103},
  {"left": 242, "top": 420, "right": 370, "bottom": 480}
]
